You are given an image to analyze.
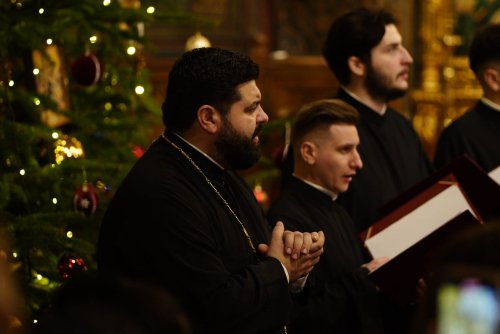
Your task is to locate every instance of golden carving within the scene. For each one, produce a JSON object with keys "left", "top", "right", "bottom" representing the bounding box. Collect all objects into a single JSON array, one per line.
[{"left": 412, "top": 0, "right": 482, "bottom": 158}]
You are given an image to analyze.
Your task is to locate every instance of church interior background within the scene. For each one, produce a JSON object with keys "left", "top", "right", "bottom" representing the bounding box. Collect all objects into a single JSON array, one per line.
[{"left": 144, "top": 0, "right": 500, "bottom": 161}]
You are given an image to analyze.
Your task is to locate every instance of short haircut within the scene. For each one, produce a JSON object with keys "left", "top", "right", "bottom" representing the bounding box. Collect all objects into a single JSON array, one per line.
[
  {"left": 162, "top": 47, "right": 259, "bottom": 133},
  {"left": 468, "top": 23, "right": 500, "bottom": 76},
  {"left": 291, "top": 99, "right": 359, "bottom": 149},
  {"left": 322, "top": 7, "right": 398, "bottom": 85}
]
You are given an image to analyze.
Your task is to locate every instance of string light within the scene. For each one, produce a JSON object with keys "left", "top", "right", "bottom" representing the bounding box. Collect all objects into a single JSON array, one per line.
[
  {"left": 135, "top": 85, "right": 145, "bottom": 95},
  {"left": 8, "top": 80, "right": 14, "bottom": 87},
  {"left": 33, "top": 320, "right": 38, "bottom": 324},
  {"left": 33, "top": 68, "right": 40, "bottom": 75},
  {"left": 66, "top": 231, "right": 73, "bottom": 239},
  {"left": 54, "top": 135, "right": 85, "bottom": 165},
  {"left": 19, "top": 169, "right": 25, "bottom": 176},
  {"left": 89, "top": 35, "right": 98, "bottom": 44},
  {"left": 146, "top": 6, "right": 155, "bottom": 14},
  {"left": 103, "top": 0, "right": 111, "bottom": 6},
  {"left": 51, "top": 132, "right": 59, "bottom": 139},
  {"left": 104, "top": 102, "right": 112, "bottom": 111},
  {"left": 127, "top": 46, "right": 136, "bottom": 55},
  {"left": 36, "top": 274, "right": 43, "bottom": 280},
  {"left": 38, "top": 8, "right": 44, "bottom": 14},
  {"left": 33, "top": 97, "right": 41, "bottom": 106},
  {"left": 12, "top": 252, "right": 18, "bottom": 258},
  {"left": 46, "top": 38, "right": 53, "bottom": 45},
  {"left": 52, "top": 198, "right": 58, "bottom": 205}
]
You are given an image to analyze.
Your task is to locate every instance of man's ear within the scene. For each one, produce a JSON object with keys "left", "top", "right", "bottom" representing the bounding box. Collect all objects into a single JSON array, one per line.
[
  {"left": 300, "top": 141, "right": 317, "bottom": 165},
  {"left": 347, "top": 56, "right": 366, "bottom": 77},
  {"left": 483, "top": 68, "right": 500, "bottom": 92},
  {"left": 197, "top": 105, "right": 221, "bottom": 134}
]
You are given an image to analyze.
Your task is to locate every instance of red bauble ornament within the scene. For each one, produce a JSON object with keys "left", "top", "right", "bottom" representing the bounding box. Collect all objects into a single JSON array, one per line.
[
  {"left": 71, "top": 53, "right": 103, "bottom": 86},
  {"left": 73, "top": 182, "right": 99, "bottom": 216},
  {"left": 131, "top": 145, "right": 145, "bottom": 159},
  {"left": 58, "top": 254, "right": 87, "bottom": 280}
]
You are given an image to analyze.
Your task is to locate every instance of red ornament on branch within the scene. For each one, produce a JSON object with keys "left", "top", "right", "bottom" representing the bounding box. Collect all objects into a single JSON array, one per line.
[
  {"left": 73, "top": 182, "right": 99, "bottom": 216},
  {"left": 58, "top": 254, "right": 87, "bottom": 280},
  {"left": 71, "top": 53, "right": 103, "bottom": 86}
]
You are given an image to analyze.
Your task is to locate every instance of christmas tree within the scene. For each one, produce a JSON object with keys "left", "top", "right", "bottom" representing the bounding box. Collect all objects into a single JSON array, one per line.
[{"left": 0, "top": 0, "right": 193, "bottom": 322}]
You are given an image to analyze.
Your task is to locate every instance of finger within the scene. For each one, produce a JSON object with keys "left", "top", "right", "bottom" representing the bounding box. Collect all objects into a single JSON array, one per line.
[
  {"left": 291, "top": 231, "right": 303, "bottom": 260},
  {"left": 257, "top": 243, "right": 269, "bottom": 255},
  {"left": 301, "top": 232, "right": 312, "bottom": 254},
  {"left": 311, "top": 231, "right": 319, "bottom": 242},
  {"left": 283, "top": 230, "right": 294, "bottom": 255},
  {"left": 271, "top": 221, "right": 285, "bottom": 248}
]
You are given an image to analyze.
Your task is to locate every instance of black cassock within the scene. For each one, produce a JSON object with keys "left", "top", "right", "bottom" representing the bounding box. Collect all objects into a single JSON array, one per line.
[
  {"left": 267, "top": 177, "right": 385, "bottom": 334},
  {"left": 434, "top": 100, "right": 500, "bottom": 173},
  {"left": 98, "top": 132, "right": 295, "bottom": 334},
  {"left": 336, "top": 88, "right": 433, "bottom": 232}
]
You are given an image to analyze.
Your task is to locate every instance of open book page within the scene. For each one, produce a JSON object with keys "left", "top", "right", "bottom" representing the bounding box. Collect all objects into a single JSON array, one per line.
[
  {"left": 365, "top": 185, "right": 476, "bottom": 260},
  {"left": 489, "top": 165, "right": 500, "bottom": 185}
]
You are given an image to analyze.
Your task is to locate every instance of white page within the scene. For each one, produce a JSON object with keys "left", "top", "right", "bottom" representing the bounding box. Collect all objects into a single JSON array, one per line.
[
  {"left": 488, "top": 165, "right": 500, "bottom": 185},
  {"left": 365, "top": 185, "right": 475, "bottom": 259}
]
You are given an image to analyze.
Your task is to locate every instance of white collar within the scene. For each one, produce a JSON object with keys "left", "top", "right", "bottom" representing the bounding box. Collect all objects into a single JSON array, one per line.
[
  {"left": 480, "top": 96, "right": 500, "bottom": 112},
  {"left": 294, "top": 175, "right": 338, "bottom": 201},
  {"left": 173, "top": 133, "right": 225, "bottom": 170}
]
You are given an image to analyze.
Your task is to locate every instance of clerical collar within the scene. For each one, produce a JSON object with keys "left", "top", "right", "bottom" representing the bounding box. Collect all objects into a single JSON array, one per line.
[
  {"left": 341, "top": 86, "right": 387, "bottom": 115},
  {"left": 293, "top": 175, "right": 338, "bottom": 201},
  {"left": 480, "top": 96, "right": 500, "bottom": 112},
  {"left": 173, "top": 132, "right": 225, "bottom": 170}
]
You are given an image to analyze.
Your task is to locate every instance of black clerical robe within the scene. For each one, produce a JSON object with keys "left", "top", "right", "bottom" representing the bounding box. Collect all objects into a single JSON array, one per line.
[
  {"left": 434, "top": 100, "right": 500, "bottom": 172},
  {"left": 267, "top": 177, "right": 385, "bottom": 334},
  {"left": 98, "top": 133, "right": 293, "bottom": 334},
  {"left": 336, "top": 89, "right": 433, "bottom": 232}
]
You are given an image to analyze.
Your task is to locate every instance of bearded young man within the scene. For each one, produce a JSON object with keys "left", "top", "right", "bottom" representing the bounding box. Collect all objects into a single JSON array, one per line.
[
  {"left": 322, "top": 7, "right": 433, "bottom": 233},
  {"left": 97, "top": 47, "right": 324, "bottom": 334}
]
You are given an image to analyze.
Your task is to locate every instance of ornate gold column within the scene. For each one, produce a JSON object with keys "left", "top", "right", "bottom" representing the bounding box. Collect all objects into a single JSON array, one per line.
[{"left": 411, "top": 0, "right": 481, "bottom": 158}]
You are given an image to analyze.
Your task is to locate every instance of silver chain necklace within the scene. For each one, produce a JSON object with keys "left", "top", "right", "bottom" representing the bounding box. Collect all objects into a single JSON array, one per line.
[
  {"left": 161, "top": 133, "right": 289, "bottom": 334},
  {"left": 161, "top": 133, "right": 256, "bottom": 253}
]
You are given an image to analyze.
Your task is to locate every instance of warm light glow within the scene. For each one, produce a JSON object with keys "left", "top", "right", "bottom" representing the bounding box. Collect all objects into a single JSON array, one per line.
[
  {"left": 89, "top": 35, "right": 98, "bottom": 43},
  {"left": 36, "top": 274, "right": 43, "bottom": 280},
  {"left": 146, "top": 6, "right": 155, "bottom": 14},
  {"left": 19, "top": 169, "right": 26, "bottom": 176},
  {"left": 185, "top": 32, "right": 211, "bottom": 51},
  {"left": 127, "top": 46, "right": 136, "bottom": 55},
  {"left": 8, "top": 80, "right": 14, "bottom": 87},
  {"left": 38, "top": 8, "right": 44, "bottom": 14},
  {"left": 33, "top": 320, "right": 38, "bottom": 324},
  {"left": 33, "top": 68, "right": 40, "bottom": 75},
  {"left": 52, "top": 197, "right": 58, "bottom": 204},
  {"left": 52, "top": 132, "right": 59, "bottom": 139},
  {"left": 104, "top": 102, "right": 112, "bottom": 111},
  {"left": 103, "top": 0, "right": 111, "bottom": 6},
  {"left": 46, "top": 38, "right": 53, "bottom": 45},
  {"left": 135, "top": 85, "right": 145, "bottom": 95},
  {"left": 12, "top": 252, "right": 18, "bottom": 258},
  {"left": 66, "top": 231, "right": 73, "bottom": 238},
  {"left": 33, "top": 97, "right": 41, "bottom": 106},
  {"left": 51, "top": 164, "right": 55, "bottom": 168},
  {"left": 54, "top": 135, "right": 85, "bottom": 165}
]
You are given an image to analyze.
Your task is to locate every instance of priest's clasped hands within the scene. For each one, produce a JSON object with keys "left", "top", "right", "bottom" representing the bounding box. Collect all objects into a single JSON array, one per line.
[{"left": 258, "top": 221, "right": 325, "bottom": 283}]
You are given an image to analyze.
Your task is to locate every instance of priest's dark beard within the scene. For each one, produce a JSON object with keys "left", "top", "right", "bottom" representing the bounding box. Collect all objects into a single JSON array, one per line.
[
  {"left": 215, "top": 117, "right": 263, "bottom": 170},
  {"left": 365, "top": 63, "right": 407, "bottom": 102}
]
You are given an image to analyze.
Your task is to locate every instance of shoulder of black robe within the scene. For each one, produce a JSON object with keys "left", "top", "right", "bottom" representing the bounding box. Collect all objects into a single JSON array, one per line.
[
  {"left": 97, "top": 133, "right": 292, "bottom": 334},
  {"left": 434, "top": 101, "right": 500, "bottom": 172},
  {"left": 335, "top": 89, "right": 433, "bottom": 232},
  {"left": 267, "top": 177, "right": 385, "bottom": 334}
]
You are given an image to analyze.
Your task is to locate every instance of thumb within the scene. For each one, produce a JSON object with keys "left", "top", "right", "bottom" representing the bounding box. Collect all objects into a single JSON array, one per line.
[{"left": 271, "top": 221, "right": 285, "bottom": 245}]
